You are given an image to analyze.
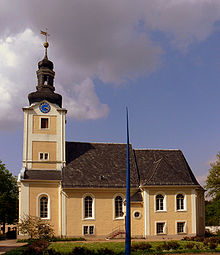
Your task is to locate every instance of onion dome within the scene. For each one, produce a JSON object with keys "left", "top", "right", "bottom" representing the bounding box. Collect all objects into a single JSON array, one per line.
[{"left": 28, "top": 41, "right": 62, "bottom": 107}]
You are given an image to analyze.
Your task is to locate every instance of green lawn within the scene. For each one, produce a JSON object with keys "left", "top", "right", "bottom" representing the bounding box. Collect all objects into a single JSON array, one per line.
[{"left": 4, "top": 240, "right": 220, "bottom": 255}]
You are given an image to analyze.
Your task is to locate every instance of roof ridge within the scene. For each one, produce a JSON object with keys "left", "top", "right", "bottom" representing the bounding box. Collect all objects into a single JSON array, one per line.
[
  {"left": 134, "top": 148, "right": 181, "bottom": 151},
  {"left": 66, "top": 141, "right": 127, "bottom": 145}
]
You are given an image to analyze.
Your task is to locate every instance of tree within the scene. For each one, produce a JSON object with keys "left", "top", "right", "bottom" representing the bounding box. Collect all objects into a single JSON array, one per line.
[
  {"left": 18, "top": 215, "right": 54, "bottom": 239},
  {"left": 205, "top": 153, "right": 220, "bottom": 226},
  {"left": 205, "top": 152, "right": 220, "bottom": 199},
  {"left": 0, "top": 160, "right": 18, "bottom": 234}
]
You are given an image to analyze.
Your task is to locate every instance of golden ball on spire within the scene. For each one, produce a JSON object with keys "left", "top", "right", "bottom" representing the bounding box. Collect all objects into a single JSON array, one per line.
[{"left": 44, "top": 42, "right": 49, "bottom": 48}]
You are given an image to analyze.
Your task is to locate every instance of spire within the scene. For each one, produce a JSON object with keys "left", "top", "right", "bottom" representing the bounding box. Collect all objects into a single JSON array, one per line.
[{"left": 28, "top": 30, "right": 62, "bottom": 107}]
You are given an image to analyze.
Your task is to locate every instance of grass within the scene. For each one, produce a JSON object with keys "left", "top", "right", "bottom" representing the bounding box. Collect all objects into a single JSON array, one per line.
[
  {"left": 49, "top": 240, "right": 220, "bottom": 254},
  {"left": 4, "top": 240, "right": 220, "bottom": 254}
]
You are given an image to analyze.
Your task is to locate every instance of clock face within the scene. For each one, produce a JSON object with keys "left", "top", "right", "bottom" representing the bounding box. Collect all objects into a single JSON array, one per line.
[{"left": 39, "top": 102, "right": 51, "bottom": 113}]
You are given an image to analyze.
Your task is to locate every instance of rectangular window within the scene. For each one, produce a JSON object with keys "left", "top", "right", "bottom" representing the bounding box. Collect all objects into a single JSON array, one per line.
[
  {"left": 83, "top": 225, "right": 94, "bottom": 235},
  {"left": 83, "top": 226, "right": 88, "bottom": 235},
  {"left": 156, "top": 222, "right": 166, "bottom": 234},
  {"left": 41, "top": 118, "right": 49, "bottom": 129},
  {"left": 177, "top": 222, "right": 185, "bottom": 234},
  {"left": 39, "top": 152, "right": 49, "bottom": 160}
]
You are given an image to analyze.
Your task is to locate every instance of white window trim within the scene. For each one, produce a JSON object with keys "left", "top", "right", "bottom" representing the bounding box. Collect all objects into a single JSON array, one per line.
[
  {"left": 113, "top": 193, "right": 125, "bottom": 220},
  {"left": 40, "top": 116, "right": 50, "bottom": 130},
  {"left": 155, "top": 221, "right": 167, "bottom": 235},
  {"left": 175, "top": 192, "right": 187, "bottom": 212},
  {"left": 39, "top": 152, "right": 50, "bottom": 161},
  {"left": 36, "top": 193, "right": 50, "bottom": 220},
  {"left": 176, "top": 220, "right": 187, "bottom": 234},
  {"left": 82, "top": 225, "right": 95, "bottom": 236},
  {"left": 82, "top": 193, "right": 95, "bottom": 220},
  {"left": 133, "top": 210, "right": 141, "bottom": 219},
  {"left": 154, "top": 191, "right": 167, "bottom": 212}
]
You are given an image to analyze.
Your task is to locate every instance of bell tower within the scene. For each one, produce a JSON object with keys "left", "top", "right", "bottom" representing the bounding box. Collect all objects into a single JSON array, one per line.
[{"left": 22, "top": 39, "right": 67, "bottom": 172}]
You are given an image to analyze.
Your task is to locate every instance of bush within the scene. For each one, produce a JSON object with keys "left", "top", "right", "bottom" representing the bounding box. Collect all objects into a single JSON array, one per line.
[
  {"left": 70, "top": 246, "right": 95, "bottom": 255},
  {"left": 209, "top": 242, "right": 218, "bottom": 249},
  {"left": 162, "top": 241, "right": 180, "bottom": 250},
  {"left": 96, "top": 248, "right": 115, "bottom": 255},
  {"left": 18, "top": 215, "right": 54, "bottom": 239},
  {"left": 185, "top": 242, "right": 194, "bottom": 249},
  {"left": 0, "top": 234, "right": 6, "bottom": 240},
  {"left": 131, "top": 242, "right": 152, "bottom": 251},
  {"left": 24, "top": 239, "right": 49, "bottom": 255}
]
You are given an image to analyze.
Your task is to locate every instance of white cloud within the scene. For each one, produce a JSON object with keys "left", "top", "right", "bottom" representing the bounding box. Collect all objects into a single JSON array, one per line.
[
  {"left": 1, "top": 1, "right": 220, "bottom": 128},
  {"left": 0, "top": 29, "right": 109, "bottom": 129},
  {"left": 62, "top": 78, "right": 109, "bottom": 120}
]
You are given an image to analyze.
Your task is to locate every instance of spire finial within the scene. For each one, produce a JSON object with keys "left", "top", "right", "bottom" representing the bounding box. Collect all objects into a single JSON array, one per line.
[{"left": 40, "top": 28, "right": 50, "bottom": 58}]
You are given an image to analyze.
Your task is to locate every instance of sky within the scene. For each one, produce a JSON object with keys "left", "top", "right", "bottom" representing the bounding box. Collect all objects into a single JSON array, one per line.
[{"left": 0, "top": 0, "right": 220, "bottom": 188}]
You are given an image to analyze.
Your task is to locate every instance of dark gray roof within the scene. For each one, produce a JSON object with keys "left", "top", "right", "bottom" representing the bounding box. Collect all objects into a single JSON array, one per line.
[
  {"left": 62, "top": 142, "right": 139, "bottom": 188},
  {"left": 130, "top": 190, "right": 143, "bottom": 202},
  {"left": 24, "top": 142, "right": 200, "bottom": 189},
  {"left": 134, "top": 149, "right": 199, "bottom": 186},
  {"left": 24, "top": 170, "right": 61, "bottom": 180}
]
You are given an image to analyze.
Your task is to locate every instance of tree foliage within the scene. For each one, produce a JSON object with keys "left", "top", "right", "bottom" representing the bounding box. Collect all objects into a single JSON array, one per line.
[
  {"left": 0, "top": 160, "right": 18, "bottom": 233},
  {"left": 18, "top": 215, "right": 54, "bottom": 239},
  {"left": 205, "top": 152, "right": 220, "bottom": 198},
  {"left": 205, "top": 153, "right": 220, "bottom": 226}
]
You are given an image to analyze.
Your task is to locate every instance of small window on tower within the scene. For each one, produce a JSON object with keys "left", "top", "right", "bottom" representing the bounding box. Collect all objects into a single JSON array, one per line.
[
  {"left": 41, "top": 118, "right": 48, "bottom": 129},
  {"left": 44, "top": 153, "right": 49, "bottom": 160},
  {"left": 40, "top": 153, "right": 44, "bottom": 160}
]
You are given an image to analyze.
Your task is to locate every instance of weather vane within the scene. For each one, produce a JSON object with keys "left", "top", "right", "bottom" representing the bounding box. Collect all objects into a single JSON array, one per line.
[
  {"left": 40, "top": 28, "right": 50, "bottom": 42},
  {"left": 40, "top": 28, "right": 50, "bottom": 58}
]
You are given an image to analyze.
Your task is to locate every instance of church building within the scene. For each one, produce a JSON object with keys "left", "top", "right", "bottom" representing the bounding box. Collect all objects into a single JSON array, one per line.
[{"left": 18, "top": 41, "right": 205, "bottom": 239}]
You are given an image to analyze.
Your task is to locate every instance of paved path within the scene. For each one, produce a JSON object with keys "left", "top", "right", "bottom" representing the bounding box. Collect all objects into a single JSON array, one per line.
[{"left": 0, "top": 239, "right": 26, "bottom": 254}]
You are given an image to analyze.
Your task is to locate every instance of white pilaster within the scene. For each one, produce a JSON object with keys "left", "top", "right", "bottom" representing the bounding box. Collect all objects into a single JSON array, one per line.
[
  {"left": 191, "top": 189, "right": 197, "bottom": 234},
  {"left": 61, "top": 191, "right": 66, "bottom": 236},
  {"left": 19, "top": 182, "right": 29, "bottom": 219},
  {"left": 144, "top": 189, "right": 150, "bottom": 237}
]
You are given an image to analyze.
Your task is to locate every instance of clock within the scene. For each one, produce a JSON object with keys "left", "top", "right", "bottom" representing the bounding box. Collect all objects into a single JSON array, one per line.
[{"left": 39, "top": 102, "right": 51, "bottom": 113}]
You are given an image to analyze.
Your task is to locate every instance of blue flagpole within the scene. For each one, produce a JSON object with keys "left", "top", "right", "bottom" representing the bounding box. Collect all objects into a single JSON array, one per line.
[{"left": 125, "top": 107, "right": 131, "bottom": 255}]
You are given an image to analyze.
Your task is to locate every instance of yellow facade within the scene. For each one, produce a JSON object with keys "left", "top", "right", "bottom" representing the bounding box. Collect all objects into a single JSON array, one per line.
[
  {"left": 28, "top": 182, "right": 60, "bottom": 235},
  {"left": 24, "top": 185, "right": 204, "bottom": 238},
  {"left": 33, "top": 115, "right": 57, "bottom": 135},
  {"left": 32, "top": 141, "right": 57, "bottom": 169}
]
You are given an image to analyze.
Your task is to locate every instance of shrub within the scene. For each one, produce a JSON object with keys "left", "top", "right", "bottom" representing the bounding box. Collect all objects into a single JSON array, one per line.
[
  {"left": 24, "top": 239, "right": 49, "bottom": 255},
  {"left": 185, "top": 242, "right": 194, "bottom": 249},
  {"left": 209, "top": 242, "right": 218, "bottom": 249},
  {"left": 162, "top": 241, "right": 180, "bottom": 250},
  {"left": 70, "top": 246, "right": 95, "bottom": 255},
  {"left": 18, "top": 215, "right": 54, "bottom": 239},
  {"left": 96, "top": 248, "right": 115, "bottom": 255},
  {"left": 47, "top": 249, "right": 61, "bottom": 255},
  {"left": 131, "top": 242, "right": 152, "bottom": 251}
]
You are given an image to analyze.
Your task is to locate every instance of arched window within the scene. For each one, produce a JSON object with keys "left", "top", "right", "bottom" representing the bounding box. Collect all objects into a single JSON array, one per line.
[
  {"left": 40, "top": 196, "right": 48, "bottom": 218},
  {"left": 156, "top": 194, "right": 164, "bottom": 211},
  {"left": 115, "top": 196, "right": 123, "bottom": 218},
  {"left": 176, "top": 194, "right": 184, "bottom": 210},
  {"left": 84, "top": 196, "right": 93, "bottom": 218}
]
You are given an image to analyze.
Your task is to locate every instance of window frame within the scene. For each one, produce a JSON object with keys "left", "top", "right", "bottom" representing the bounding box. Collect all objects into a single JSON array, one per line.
[
  {"left": 155, "top": 221, "right": 167, "bottom": 235},
  {"left": 39, "top": 152, "right": 49, "bottom": 161},
  {"left": 82, "top": 225, "right": 95, "bottom": 236},
  {"left": 40, "top": 117, "right": 50, "bottom": 130},
  {"left": 82, "top": 194, "right": 95, "bottom": 220},
  {"left": 113, "top": 194, "right": 125, "bottom": 220},
  {"left": 154, "top": 192, "right": 167, "bottom": 212},
  {"left": 176, "top": 221, "right": 187, "bottom": 234},
  {"left": 36, "top": 193, "right": 50, "bottom": 220},
  {"left": 133, "top": 210, "right": 141, "bottom": 219},
  {"left": 175, "top": 192, "right": 187, "bottom": 212}
]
